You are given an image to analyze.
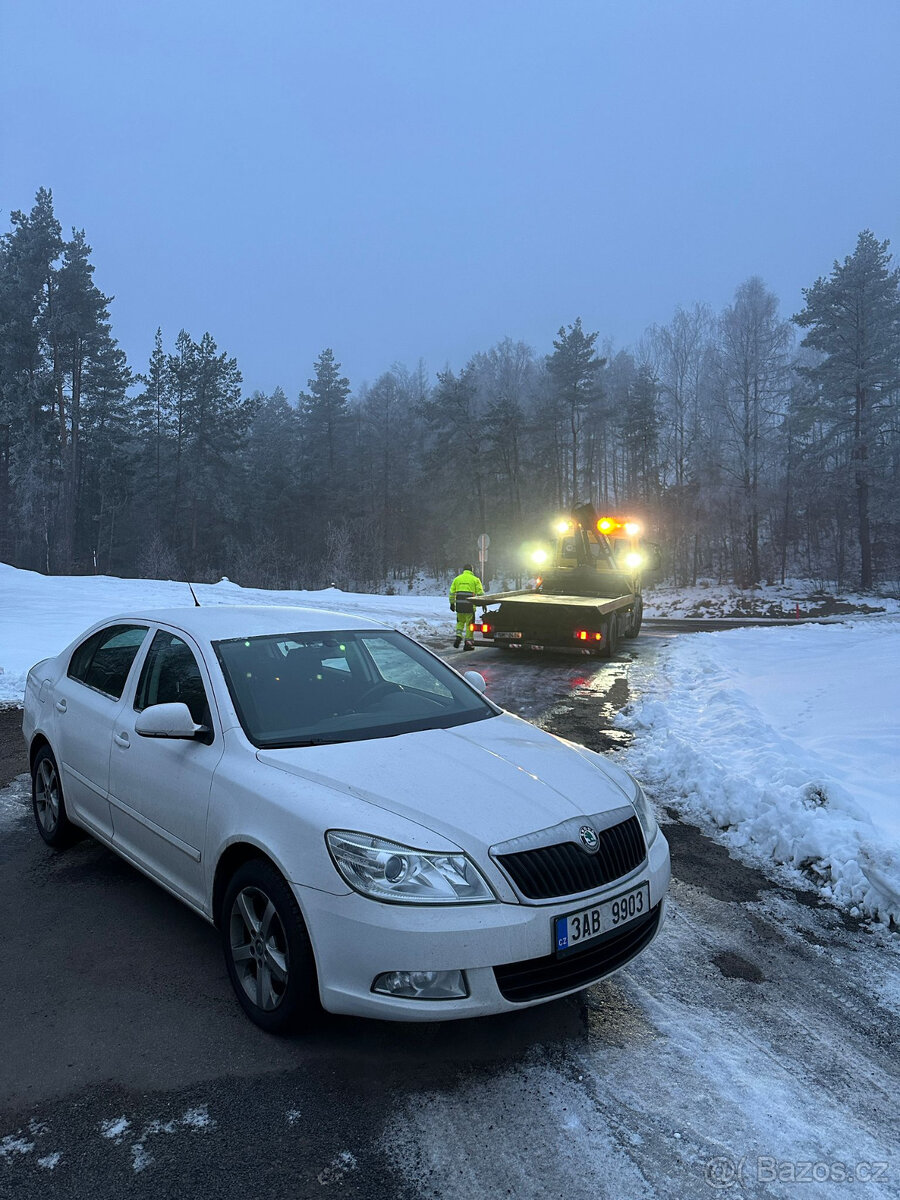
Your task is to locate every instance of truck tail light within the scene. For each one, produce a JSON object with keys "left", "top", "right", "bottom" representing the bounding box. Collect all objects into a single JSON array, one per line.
[
  {"left": 575, "top": 630, "right": 603, "bottom": 642},
  {"left": 474, "top": 622, "right": 492, "bottom": 634}
]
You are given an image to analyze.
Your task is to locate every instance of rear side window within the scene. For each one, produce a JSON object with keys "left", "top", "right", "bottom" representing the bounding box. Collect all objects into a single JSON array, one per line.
[
  {"left": 68, "top": 625, "right": 149, "bottom": 700},
  {"left": 135, "top": 630, "right": 212, "bottom": 729}
]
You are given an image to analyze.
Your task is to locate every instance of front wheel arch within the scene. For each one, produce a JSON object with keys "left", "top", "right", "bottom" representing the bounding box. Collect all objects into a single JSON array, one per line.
[
  {"left": 220, "top": 857, "right": 320, "bottom": 1033},
  {"left": 212, "top": 841, "right": 278, "bottom": 928}
]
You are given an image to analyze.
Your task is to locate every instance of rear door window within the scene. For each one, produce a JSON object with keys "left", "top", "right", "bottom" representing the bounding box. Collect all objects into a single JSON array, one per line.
[{"left": 68, "top": 625, "right": 149, "bottom": 700}]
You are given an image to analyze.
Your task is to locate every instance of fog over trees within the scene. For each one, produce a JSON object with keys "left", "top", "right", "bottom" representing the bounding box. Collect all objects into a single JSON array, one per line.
[{"left": 2, "top": 188, "right": 898, "bottom": 591}]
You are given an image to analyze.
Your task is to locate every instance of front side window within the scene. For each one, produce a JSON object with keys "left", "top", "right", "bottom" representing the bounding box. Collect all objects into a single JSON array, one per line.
[
  {"left": 135, "top": 631, "right": 211, "bottom": 728},
  {"left": 68, "top": 624, "right": 149, "bottom": 700},
  {"left": 214, "top": 629, "right": 495, "bottom": 748},
  {"left": 362, "top": 636, "right": 454, "bottom": 698}
]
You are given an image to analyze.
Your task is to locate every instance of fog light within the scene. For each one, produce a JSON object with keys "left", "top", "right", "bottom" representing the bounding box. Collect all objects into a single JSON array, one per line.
[{"left": 372, "top": 969, "right": 468, "bottom": 999}]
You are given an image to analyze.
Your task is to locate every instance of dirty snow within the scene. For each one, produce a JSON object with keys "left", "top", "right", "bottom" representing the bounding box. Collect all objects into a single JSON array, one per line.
[{"left": 98, "top": 1105, "right": 214, "bottom": 1173}]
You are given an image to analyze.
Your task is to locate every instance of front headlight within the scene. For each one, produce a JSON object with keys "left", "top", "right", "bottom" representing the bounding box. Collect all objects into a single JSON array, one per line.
[
  {"left": 629, "top": 780, "right": 659, "bottom": 847},
  {"left": 326, "top": 831, "right": 496, "bottom": 904}
]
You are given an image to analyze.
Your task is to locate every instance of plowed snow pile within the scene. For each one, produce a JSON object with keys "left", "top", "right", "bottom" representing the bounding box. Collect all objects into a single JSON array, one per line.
[{"left": 619, "top": 618, "right": 900, "bottom": 924}]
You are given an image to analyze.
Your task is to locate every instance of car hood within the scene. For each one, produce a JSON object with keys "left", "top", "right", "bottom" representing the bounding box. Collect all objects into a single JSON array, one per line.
[{"left": 256, "top": 712, "right": 636, "bottom": 855}]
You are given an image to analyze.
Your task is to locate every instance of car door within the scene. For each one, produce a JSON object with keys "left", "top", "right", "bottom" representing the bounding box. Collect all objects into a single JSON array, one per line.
[
  {"left": 52, "top": 623, "right": 151, "bottom": 839},
  {"left": 107, "top": 627, "right": 224, "bottom": 908}
]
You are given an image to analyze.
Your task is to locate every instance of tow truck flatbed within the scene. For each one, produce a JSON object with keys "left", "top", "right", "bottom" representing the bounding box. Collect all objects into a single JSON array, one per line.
[{"left": 473, "top": 587, "right": 639, "bottom": 656}]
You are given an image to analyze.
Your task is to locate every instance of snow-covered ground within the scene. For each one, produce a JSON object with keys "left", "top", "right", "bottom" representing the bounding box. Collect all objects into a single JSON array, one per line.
[
  {"left": 2, "top": 561, "right": 898, "bottom": 924},
  {"left": 0, "top": 562, "right": 448, "bottom": 705},
  {"left": 618, "top": 620, "right": 900, "bottom": 925},
  {"left": 643, "top": 578, "right": 900, "bottom": 620}
]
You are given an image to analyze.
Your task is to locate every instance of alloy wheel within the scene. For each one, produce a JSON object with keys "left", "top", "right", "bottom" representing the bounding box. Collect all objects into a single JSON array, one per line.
[
  {"left": 229, "top": 886, "right": 290, "bottom": 1012},
  {"left": 35, "top": 757, "right": 60, "bottom": 835}
]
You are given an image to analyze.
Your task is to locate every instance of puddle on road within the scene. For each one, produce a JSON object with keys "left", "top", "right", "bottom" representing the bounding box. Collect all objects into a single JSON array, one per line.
[
  {"left": 539, "top": 666, "right": 634, "bottom": 755},
  {"left": 711, "top": 951, "right": 767, "bottom": 983}
]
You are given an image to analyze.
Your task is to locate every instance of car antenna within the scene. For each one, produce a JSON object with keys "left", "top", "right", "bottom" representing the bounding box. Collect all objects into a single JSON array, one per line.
[{"left": 188, "top": 583, "right": 201, "bottom": 607}]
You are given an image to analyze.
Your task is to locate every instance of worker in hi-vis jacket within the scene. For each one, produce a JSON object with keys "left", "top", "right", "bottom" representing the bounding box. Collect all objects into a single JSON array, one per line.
[{"left": 449, "top": 564, "right": 484, "bottom": 650}]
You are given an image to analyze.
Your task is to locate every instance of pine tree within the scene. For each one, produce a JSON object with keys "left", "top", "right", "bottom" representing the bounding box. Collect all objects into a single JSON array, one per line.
[
  {"left": 793, "top": 231, "right": 900, "bottom": 588},
  {"left": 235, "top": 386, "right": 303, "bottom": 584},
  {"left": 0, "top": 189, "right": 63, "bottom": 566},
  {"left": 617, "top": 357, "right": 661, "bottom": 505},
  {"left": 420, "top": 364, "right": 486, "bottom": 547},
  {"left": 546, "top": 318, "right": 605, "bottom": 506},
  {"left": 299, "top": 348, "right": 351, "bottom": 478},
  {"left": 51, "top": 228, "right": 131, "bottom": 564},
  {"left": 134, "top": 328, "right": 173, "bottom": 537},
  {"left": 181, "top": 331, "right": 248, "bottom": 564}
]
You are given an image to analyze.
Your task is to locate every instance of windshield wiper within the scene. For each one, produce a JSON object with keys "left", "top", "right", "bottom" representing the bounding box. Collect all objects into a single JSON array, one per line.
[{"left": 261, "top": 736, "right": 348, "bottom": 748}]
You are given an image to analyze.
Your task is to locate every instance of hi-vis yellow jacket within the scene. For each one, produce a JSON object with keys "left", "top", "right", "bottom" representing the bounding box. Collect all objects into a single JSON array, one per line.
[{"left": 449, "top": 569, "right": 484, "bottom": 613}]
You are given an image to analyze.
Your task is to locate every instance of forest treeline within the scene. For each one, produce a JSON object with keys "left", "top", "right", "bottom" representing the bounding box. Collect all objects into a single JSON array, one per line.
[{"left": 1, "top": 188, "right": 898, "bottom": 592}]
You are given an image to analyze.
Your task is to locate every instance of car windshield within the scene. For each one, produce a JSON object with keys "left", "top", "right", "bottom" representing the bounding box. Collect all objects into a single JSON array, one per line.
[{"left": 213, "top": 629, "right": 496, "bottom": 748}]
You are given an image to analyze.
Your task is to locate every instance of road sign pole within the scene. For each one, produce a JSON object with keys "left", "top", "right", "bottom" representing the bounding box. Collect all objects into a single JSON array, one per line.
[{"left": 477, "top": 533, "right": 490, "bottom": 586}]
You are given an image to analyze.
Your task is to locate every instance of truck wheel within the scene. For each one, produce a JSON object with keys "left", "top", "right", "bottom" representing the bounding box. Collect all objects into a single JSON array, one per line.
[
  {"left": 600, "top": 616, "right": 619, "bottom": 658},
  {"left": 624, "top": 596, "right": 643, "bottom": 639}
]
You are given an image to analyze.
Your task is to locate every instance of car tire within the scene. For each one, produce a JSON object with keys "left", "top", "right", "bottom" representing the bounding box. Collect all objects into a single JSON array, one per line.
[
  {"left": 624, "top": 596, "right": 643, "bottom": 639},
  {"left": 221, "top": 859, "right": 320, "bottom": 1033},
  {"left": 32, "top": 745, "right": 78, "bottom": 848}
]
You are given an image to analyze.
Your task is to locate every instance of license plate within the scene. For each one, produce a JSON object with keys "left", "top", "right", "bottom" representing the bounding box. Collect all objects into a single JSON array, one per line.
[
  {"left": 494, "top": 631, "right": 522, "bottom": 640},
  {"left": 554, "top": 883, "right": 650, "bottom": 956}
]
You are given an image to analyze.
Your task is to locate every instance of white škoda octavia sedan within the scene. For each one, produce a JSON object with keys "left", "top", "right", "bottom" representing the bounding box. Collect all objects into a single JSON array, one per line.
[{"left": 23, "top": 607, "right": 669, "bottom": 1031}]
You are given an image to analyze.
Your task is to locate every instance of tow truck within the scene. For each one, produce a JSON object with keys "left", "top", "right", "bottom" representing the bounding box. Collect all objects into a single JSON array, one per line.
[{"left": 471, "top": 505, "right": 653, "bottom": 656}]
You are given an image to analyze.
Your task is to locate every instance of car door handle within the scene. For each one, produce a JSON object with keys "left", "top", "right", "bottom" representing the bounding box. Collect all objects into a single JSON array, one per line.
[
  {"left": 55, "top": 699, "right": 67, "bottom": 712},
  {"left": 113, "top": 731, "right": 130, "bottom": 748}
]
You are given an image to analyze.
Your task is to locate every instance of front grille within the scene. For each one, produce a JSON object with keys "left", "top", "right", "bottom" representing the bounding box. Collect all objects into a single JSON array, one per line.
[
  {"left": 496, "top": 815, "right": 645, "bottom": 900},
  {"left": 494, "top": 903, "right": 661, "bottom": 1002}
]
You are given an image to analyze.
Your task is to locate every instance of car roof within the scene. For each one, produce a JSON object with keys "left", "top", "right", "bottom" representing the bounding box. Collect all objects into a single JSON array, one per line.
[{"left": 102, "top": 606, "right": 390, "bottom": 642}]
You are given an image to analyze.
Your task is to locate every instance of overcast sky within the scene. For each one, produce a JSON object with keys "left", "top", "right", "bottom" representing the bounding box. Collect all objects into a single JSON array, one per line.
[{"left": 3, "top": 0, "right": 899, "bottom": 396}]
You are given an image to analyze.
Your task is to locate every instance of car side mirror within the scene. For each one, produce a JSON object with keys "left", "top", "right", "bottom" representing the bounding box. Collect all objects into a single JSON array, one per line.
[
  {"left": 464, "top": 670, "right": 487, "bottom": 694},
  {"left": 135, "top": 702, "right": 209, "bottom": 739}
]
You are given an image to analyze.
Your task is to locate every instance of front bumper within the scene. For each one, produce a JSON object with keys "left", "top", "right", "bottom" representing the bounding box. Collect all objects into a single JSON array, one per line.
[{"left": 294, "top": 828, "right": 670, "bottom": 1020}]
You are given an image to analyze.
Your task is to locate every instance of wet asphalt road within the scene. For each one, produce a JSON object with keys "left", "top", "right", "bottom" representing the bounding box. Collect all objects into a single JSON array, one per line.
[{"left": 1, "top": 636, "right": 898, "bottom": 1199}]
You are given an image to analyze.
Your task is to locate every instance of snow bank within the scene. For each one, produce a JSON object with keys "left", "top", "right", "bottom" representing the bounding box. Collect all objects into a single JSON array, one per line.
[
  {"left": 618, "top": 619, "right": 900, "bottom": 924},
  {"left": 0, "top": 563, "right": 448, "bottom": 704},
  {"left": 643, "top": 578, "right": 900, "bottom": 620}
]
